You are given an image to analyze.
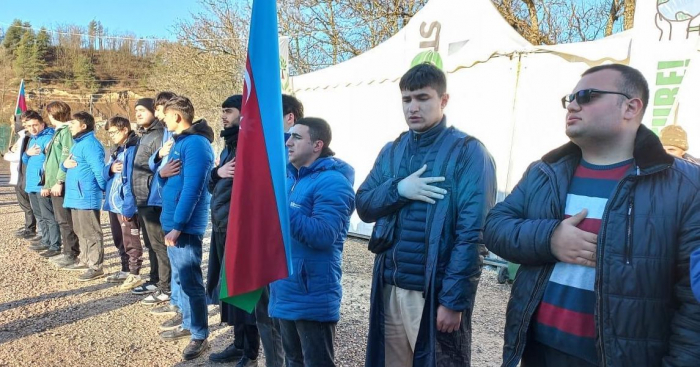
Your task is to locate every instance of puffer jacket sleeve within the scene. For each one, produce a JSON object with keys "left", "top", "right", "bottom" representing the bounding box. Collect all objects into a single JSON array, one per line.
[
  {"left": 484, "top": 163, "right": 560, "bottom": 266},
  {"left": 290, "top": 171, "right": 355, "bottom": 250},
  {"left": 692, "top": 249, "right": 700, "bottom": 303},
  {"left": 438, "top": 140, "right": 497, "bottom": 311},
  {"left": 102, "top": 155, "right": 114, "bottom": 182},
  {"left": 86, "top": 140, "right": 107, "bottom": 191},
  {"left": 172, "top": 138, "right": 213, "bottom": 231},
  {"left": 663, "top": 188, "right": 700, "bottom": 366},
  {"left": 355, "top": 142, "right": 408, "bottom": 223},
  {"left": 121, "top": 146, "right": 137, "bottom": 218}
]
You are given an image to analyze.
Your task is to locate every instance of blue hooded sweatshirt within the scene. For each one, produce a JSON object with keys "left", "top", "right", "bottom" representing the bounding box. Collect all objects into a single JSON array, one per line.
[{"left": 269, "top": 157, "right": 356, "bottom": 323}]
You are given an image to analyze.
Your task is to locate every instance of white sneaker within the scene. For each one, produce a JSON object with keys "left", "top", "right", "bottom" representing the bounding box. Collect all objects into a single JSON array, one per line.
[
  {"left": 120, "top": 274, "right": 145, "bottom": 290},
  {"left": 106, "top": 271, "right": 129, "bottom": 283},
  {"left": 141, "top": 290, "right": 171, "bottom": 305}
]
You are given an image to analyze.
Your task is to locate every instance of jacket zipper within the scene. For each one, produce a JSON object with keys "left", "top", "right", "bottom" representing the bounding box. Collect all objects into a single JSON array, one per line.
[
  {"left": 507, "top": 164, "right": 563, "bottom": 367},
  {"left": 393, "top": 152, "right": 415, "bottom": 286},
  {"left": 623, "top": 167, "right": 639, "bottom": 265}
]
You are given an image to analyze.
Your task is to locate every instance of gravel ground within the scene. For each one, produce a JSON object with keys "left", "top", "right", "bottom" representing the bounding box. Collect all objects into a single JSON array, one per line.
[{"left": 0, "top": 161, "right": 510, "bottom": 366}]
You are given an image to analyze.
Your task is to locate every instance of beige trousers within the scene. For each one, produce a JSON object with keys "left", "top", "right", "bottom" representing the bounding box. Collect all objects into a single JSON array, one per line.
[{"left": 383, "top": 285, "right": 426, "bottom": 367}]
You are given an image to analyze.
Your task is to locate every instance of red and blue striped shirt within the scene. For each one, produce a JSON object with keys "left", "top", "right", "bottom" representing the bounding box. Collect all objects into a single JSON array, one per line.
[{"left": 533, "top": 159, "right": 633, "bottom": 364}]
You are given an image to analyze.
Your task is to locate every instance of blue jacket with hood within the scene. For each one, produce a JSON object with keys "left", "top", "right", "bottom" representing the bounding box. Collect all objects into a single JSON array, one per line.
[
  {"left": 102, "top": 131, "right": 139, "bottom": 217},
  {"left": 63, "top": 131, "right": 106, "bottom": 210},
  {"left": 159, "top": 120, "right": 215, "bottom": 235},
  {"left": 22, "top": 127, "right": 54, "bottom": 193},
  {"left": 269, "top": 157, "right": 356, "bottom": 323}
]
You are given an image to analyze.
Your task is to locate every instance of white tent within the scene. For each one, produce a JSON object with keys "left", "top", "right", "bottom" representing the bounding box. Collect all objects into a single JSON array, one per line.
[{"left": 291, "top": 0, "right": 700, "bottom": 236}]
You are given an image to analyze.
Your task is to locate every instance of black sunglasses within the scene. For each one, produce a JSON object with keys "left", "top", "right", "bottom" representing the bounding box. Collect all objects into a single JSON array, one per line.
[{"left": 561, "top": 89, "right": 631, "bottom": 109}]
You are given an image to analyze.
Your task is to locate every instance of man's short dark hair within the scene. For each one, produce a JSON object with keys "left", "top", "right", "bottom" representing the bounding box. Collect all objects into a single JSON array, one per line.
[
  {"left": 72, "top": 111, "right": 95, "bottom": 131},
  {"left": 46, "top": 101, "right": 71, "bottom": 122},
  {"left": 106, "top": 116, "right": 131, "bottom": 131},
  {"left": 582, "top": 64, "right": 649, "bottom": 113},
  {"left": 155, "top": 91, "right": 177, "bottom": 107},
  {"left": 223, "top": 95, "right": 242, "bottom": 110},
  {"left": 295, "top": 117, "right": 334, "bottom": 158},
  {"left": 282, "top": 94, "right": 304, "bottom": 121},
  {"left": 399, "top": 63, "right": 447, "bottom": 96},
  {"left": 20, "top": 110, "right": 43, "bottom": 123},
  {"left": 163, "top": 96, "right": 195, "bottom": 123}
]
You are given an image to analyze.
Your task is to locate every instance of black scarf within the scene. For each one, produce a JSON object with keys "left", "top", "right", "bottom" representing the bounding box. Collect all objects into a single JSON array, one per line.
[{"left": 221, "top": 125, "right": 240, "bottom": 149}]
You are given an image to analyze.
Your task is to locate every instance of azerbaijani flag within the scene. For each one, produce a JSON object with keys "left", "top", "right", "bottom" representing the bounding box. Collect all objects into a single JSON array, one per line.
[
  {"left": 220, "top": 0, "right": 292, "bottom": 313},
  {"left": 15, "top": 79, "right": 27, "bottom": 115}
]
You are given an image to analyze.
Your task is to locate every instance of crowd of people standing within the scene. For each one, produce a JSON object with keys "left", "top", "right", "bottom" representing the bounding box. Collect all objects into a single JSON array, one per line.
[{"left": 4, "top": 62, "right": 700, "bottom": 367}]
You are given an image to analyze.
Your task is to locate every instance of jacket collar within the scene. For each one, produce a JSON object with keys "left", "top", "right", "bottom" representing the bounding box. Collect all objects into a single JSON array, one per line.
[{"left": 541, "top": 124, "right": 674, "bottom": 171}]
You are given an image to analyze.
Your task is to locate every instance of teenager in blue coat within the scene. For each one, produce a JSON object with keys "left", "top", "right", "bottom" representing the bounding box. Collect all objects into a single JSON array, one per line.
[
  {"left": 21, "top": 110, "right": 61, "bottom": 256},
  {"left": 156, "top": 96, "right": 215, "bottom": 361},
  {"left": 62, "top": 112, "right": 106, "bottom": 282},
  {"left": 102, "top": 116, "right": 144, "bottom": 290}
]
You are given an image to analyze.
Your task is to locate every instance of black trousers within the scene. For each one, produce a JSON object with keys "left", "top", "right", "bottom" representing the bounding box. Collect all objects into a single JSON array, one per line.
[
  {"left": 51, "top": 195, "right": 79, "bottom": 258},
  {"left": 28, "top": 193, "right": 61, "bottom": 251},
  {"left": 15, "top": 185, "right": 36, "bottom": 233},
  {"left": 521, "top": 340, "right": 597, "bottom": 367},
  {"left": 137, "top": 205, "right": 170, "bottom": 292},
  {"left": 279, "top": 319, "right": 336, "bottom": 367}
]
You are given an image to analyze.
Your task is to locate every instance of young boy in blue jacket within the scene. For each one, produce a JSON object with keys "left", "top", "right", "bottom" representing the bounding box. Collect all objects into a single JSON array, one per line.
[
  {"left": 103, "top": 116, "right": 144, "bottom": 290},
  {"left": 156, "top": 96, "right": 214, "bottom": 361},
  {"left": 62, "top": 112, "right": 107, "bottom": 282},
  {"left": 21, "top": 110, "right": 60, "bottom": 255}
]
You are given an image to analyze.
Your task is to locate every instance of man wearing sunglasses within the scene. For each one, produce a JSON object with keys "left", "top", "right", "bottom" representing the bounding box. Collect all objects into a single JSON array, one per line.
[{"left": 485, "top": 64, "right": 700, "bottom": 367}]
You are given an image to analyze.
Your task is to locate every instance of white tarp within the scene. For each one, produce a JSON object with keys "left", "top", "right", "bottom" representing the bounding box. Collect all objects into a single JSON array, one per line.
[{"left": 291, "top": 0, "right": 700, "bottom": 236}]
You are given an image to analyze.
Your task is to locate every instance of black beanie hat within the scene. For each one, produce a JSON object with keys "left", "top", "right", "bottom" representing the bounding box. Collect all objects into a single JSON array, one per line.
[
  {"left": 222, "top": 95, "right": 243, "bottom": 111},
  {"left": 135, "top": 98, "right": 155, "bottom": 114}
]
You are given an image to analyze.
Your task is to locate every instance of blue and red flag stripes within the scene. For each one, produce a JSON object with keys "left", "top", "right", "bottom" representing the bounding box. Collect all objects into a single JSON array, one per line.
[{"left": 220, "top": 0, "right": 292, "bottom": 313}]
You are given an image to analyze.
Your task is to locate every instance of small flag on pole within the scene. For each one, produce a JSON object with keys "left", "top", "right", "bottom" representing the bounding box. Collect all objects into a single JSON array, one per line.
[
  {"left": 15, "top": 79, "right": 27, "bottom": 115},
  {"left": 220, "top": 0, "right": 292, "bottom": 313}
]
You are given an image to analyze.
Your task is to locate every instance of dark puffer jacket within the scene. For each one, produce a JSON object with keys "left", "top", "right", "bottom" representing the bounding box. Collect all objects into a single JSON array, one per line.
[
  {"left": 208, "top": 126, "right": 238, "bottom": 231},
  {"left": 132, "top": 120, "right": 166, "bottom": 207},
  {"left": 484, "top": 125, "right": 700, "bottom": 367}
]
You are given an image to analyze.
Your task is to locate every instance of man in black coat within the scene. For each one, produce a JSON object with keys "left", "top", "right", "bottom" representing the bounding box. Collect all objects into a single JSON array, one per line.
[{"left": 484, "top": 64, "right": 700, "bottom": 367}]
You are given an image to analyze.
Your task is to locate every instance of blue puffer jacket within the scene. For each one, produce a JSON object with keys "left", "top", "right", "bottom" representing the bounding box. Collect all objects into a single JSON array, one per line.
[
  {"left": 484, "top": 125, "right": 700, "bottom": 367},
  {"left": 148, "top": 128, "right": 174, "bottom": 206},
  {"left": 102, "top": 132, "right": 138, "bottom": 217},
  {"left": 693, "top": 249, "right": 700, "bottom": 303},
  {"left": 383, "top": 120, "right": 445, "bottom": 292},
  {"left": 269, "top": 157, "right": 356, "bottom": 323},
  {"left": 159, "top": 120, "right": 214, "bottom": 235},
  {"left": 63, "top": 131, "right": 106, "bottom": 210},
  {"left": 22, "top": 127, "right": 54, "bottom": 193}
]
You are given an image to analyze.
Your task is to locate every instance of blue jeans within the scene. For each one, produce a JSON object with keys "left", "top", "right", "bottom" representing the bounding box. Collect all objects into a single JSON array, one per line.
[
  {"left": 167, "top": 247, "right": 181, "bottom": 310},
  {"left": 28, "top": 193, "right": 61, "bottom": 251},
  {"left": 168, "top": 232, "right": 208, "bottom": 340},
  {"left": 279, "top": 319, "right": 336, "bottom": 367}
]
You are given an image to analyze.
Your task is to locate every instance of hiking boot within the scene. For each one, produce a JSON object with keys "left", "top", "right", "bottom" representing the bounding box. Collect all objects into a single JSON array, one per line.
[
  {"left": 209, "top": 343, "right": 244, "bottom": 363},
  {"left": 119, "top": 274, "right": 144, "bottom": 291},
  {"left": 53, "top": 255, "right": 77, "bottom": 267},
  {"left": 141, "top": 290, "right": 170, "bottom": 305},
  {"left": 159, "top": 313, "right": 183, "bottom": 331},
  {"left": 106, "top": 271, "right": 129, "bottom": 283},
  {"left": 159, "top": 326, "right": 191, "bottom": 341},
  {"left": 39, "top": 249, "right": 62, "bottom": 258},
  {"left": 27, "top": 234, "right": 42, "bottom": 242},
  {"left": 131, "top": 282, "right": 158, "bottom": 295},
  {"left": 29, "top": 243, "right": 49, "bottom": 252},
  {"left": 183, "top": 339, "right": 209, "bottom": 361},
  {"left": 17, "top": 230, "right": 37, "bottom": 239},
  {"left": 235, "top": 356, "right": 259, "bottom": 367},
  {"left": 150, "top": 304, "right": 179, "bottom": 316},
  {"left": 78, "top": 268, "right": 105, "bottom": 282}
]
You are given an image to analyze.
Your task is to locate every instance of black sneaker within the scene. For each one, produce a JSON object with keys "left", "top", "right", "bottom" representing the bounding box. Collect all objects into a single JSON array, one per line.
[
  {"left": 78, "top": 268, "right": 105, "bottom": 282},
  {"left": 27, "top": 234, "right": 42, "bottom": 242},
  {"left": 29, "top": 243, "right": 49, "bottom": 252},
  {"left": 141, "top": 290, "right": 170, "bottom": 305},
  {"left": 235, "top": 356, "right": 259, "bottom": 367},
  {"left": 18, "top": 230, "right": 37, "bottom": 239},
  {"left": 160, "top": 326, "right": 191, "bottom": 341},
  {"left": 159, "top": 313, "right": 183, "bottom": 331},
  {"left": 131, "top": 282, "right": 158, "bottom": 295},
  {"left": 150, "top": 304, "right": 179, "bottom": 316},
  {"left": 183, "top": 339, "right": 209, "bottom": 361},
  {"left": 209, "top": 343, "right": 244, "bottom": 363},
  {"left": 40, "top": 249, "right": 62, "bottom": 258}
]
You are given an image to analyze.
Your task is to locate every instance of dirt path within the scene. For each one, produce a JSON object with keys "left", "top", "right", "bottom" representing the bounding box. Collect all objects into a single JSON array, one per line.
[{"left": 0, "top": 161, "right": 509, "bottom": 366}]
